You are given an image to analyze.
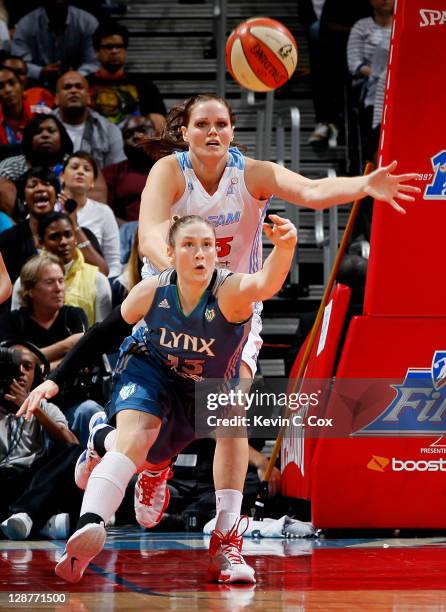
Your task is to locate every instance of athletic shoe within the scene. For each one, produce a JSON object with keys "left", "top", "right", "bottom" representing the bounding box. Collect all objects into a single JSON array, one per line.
[
  {"left": 308, "top": 122, "right": 329, "bottom": 145},
  {"left": 54, "top": 522, "right": 106, "bottom": 583},
  {"left": 207, "top": 516, "right": 256, "bottom": 583},
  {"left": 0, "top": 512, "right": 33, "bottom": 540},
  {"left": 74, "top": 448, "right": 102, "bottom": 490},
  {"left": 40, "top": 513, "right": 70, "bottom": 540},
  {"left": 74, "top": 411, "right": 108, "bottom": 490},
  {"left": 327, "top": 123, "right": 339, "bottom": 148},
  {"left": 87, "top": 411, "right": 109, "bottom": 446},
  {"left": 134, "top": 465, "right": 173, "bottom": 528}
]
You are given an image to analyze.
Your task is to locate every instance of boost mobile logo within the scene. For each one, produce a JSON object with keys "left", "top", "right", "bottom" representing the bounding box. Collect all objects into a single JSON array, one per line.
[
  {"left": 355, "top": 350, "right": 446, "bottom": 436},
  {"left": 367, "top": 456, "right": 446, "bottom": 472},
  {"left": 419, "top": 9, "right": 446, "bottom": 27}
]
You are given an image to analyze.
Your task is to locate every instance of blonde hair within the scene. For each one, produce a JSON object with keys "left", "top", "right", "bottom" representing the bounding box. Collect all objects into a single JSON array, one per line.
[{"left": 19, "top": 254, "right": 64, "bottom": 308}]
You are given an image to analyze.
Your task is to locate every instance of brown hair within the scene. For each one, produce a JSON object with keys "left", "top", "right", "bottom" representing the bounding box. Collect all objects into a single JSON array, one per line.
[
  {"left": 18, "top": 254, "right": 64, "bottom": 308},
  {"left": 63, "top": 151, "right": 99, "bottom": 179},
  {"left": 168, "top": 215, "right": 216, "bottom": 248},
  {"left": 142, "top": 93, "right": 240, "bottom": 161}
]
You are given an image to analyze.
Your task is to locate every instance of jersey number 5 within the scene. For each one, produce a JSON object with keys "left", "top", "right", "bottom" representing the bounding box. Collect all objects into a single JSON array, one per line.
[{"left": 216, "top": 236, "right": 233, "bottom": 258}]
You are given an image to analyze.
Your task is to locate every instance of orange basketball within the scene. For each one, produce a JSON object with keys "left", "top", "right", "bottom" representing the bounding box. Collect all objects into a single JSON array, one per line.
[{"left": 226, "top": 17, "right": 298, "bottom": 92}]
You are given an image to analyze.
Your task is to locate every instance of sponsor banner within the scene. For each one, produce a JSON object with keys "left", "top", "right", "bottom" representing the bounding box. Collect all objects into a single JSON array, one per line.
[{"left": 367, "top": 456, "right": 446, "bottom": 472}]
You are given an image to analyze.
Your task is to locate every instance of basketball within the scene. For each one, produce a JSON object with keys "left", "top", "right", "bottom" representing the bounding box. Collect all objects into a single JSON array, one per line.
[{"left": 226, "top": 17, "right": 298, "bottom": 92}]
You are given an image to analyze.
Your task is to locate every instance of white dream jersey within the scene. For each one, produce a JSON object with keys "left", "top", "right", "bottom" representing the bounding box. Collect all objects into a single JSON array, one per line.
[{"left": 143, "top": 147, "right": 270, "bottom": 276}]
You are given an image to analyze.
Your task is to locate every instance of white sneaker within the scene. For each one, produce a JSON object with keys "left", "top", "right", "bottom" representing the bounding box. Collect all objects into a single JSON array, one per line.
[
  {"left": 328, "top": 123, "right": 339, "bottom": 148},
  {"left": 74, "top": 449, "right": 101, "bottom": 490},
  {"left": 0, "top": 512, "right": 33, "bottom": 540},
  {"left": 74, "top": 411, "right": 108, "bottom": 490},
  {"left": 134, "top": 465, "right": 173, "bottom": 528},
  {"left": 308, "top": 122, "right": 329, "bottom": 145},
  {"left": 207, "top": 516, "right": 256, "bottom": 583},
  {"left": 40, "top": 513, "right": 70, "bottom": 539},
  {"left": 54, "top": 522, "right": 106, "bottom": 583}
]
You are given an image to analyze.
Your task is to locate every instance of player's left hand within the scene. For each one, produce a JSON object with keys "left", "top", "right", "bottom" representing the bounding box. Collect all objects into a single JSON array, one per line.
[
  {"left": 364, "top": 160, "right": 421, "bottom": 214},
  {"left": 263, "top": 214, "right": 297, "bottom": 250}
]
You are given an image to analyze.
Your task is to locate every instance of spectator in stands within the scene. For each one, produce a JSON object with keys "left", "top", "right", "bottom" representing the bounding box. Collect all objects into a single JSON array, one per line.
[
  {"left": 307, "top": 0, "right": 371, "bottom": 147},
  {"left": 0, "top": 166, "right": 107, "bottom": 283},
  {"left": 0, "top": 67, "right": 35, "bottom": 146},
  {"left": 88, "top": 20, "right": 166, "bottom": 132},
  {"left": 0, "top": 254, "right": 87, "bottom": 354},
  {"left": 0, "top": 254, "right": 103, "bottom": 445},
  {"left": 0, "top": 114, "right": 72, "bottom": 221},
  {"left": 0, "top": 114, "right": 72, "bottom": 182},
  {"left": 1, "top": 54, "right": 55, "bottom": 109},
  {"left": 347, "top": 0, "right": 394, "bottom": 161},
  {"left": 11, "top": 0, "right": 99, "bottom": 88},
  {"left": 10, "top": 211, "right": 112, "bottom": 326},
  {"left": 0, "top": 251, "right": 11, "bottom": 302},
  {"left": 103, "top": 115, "right": 155, "bottom": 224},
  {"left": 54, "top": 70, "right": 126, "bottom": 168},
  {"left": 0, "top": 342, "right": 79, "bottom": 536},
  {"left": 61, "top": 152, "right": 121, "bottom": 278}
]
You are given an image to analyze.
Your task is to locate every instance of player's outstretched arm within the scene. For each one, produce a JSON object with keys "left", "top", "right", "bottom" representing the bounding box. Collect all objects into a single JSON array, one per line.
[
  {"left": 246, "top": 158, "right": 420, "bottom": 214},
  {"left": 18, "top": 278, "right": 158, "bottom": 421},
  {"left": 219, "top": 214, "right": 297, "bottom": 322}
]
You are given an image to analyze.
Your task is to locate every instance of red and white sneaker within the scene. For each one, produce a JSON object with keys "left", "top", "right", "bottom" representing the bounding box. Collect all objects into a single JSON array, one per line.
[
  {"left": 207, "top": 516, "right": 256, "bottom": 584},
  {"left": 134, "top": 465, "right": 173, "bottom": 528}
]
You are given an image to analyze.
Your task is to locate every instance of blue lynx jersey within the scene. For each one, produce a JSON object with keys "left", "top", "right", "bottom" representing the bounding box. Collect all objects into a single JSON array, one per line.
[{"left": 129, "top": 268, "right": 251, "bottom": 383}]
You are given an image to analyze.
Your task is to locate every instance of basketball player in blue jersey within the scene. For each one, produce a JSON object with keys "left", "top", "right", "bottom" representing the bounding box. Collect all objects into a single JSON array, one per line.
[
  {"left": 19, "top": 213, "right": 297, "bottom": 584},
  {"left": 134, "top": 93, "right": 420, "bottom": 530}
]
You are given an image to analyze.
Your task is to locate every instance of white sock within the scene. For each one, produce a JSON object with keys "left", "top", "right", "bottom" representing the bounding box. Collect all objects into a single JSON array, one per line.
[
  {"left": 214, "top": 489, "right": 243, "bottom": 532},
  {"left": 80, "top": 451, "right": 136, "bottom": 524}
]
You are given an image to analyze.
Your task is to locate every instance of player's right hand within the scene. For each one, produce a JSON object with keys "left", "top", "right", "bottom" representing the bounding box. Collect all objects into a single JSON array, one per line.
[{"left": 16, "top": 380, "right": 60, "bottom": 421}]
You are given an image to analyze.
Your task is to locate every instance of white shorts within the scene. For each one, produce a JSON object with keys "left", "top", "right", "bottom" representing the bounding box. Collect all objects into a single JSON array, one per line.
[
  {"left": 143, "top": 259, "right": 263, "bottom": 377},
  {"left": 241, "top": 305, "right": 263, "bottom": 378}
]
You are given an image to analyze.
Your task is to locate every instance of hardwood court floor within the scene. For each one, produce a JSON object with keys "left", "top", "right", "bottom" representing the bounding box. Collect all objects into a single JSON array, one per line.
[{"left": 2, "top": 527, "right": 446, "bottom": 610}]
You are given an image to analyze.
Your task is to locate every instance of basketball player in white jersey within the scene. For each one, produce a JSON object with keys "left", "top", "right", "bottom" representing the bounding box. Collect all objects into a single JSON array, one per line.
[{"left": 135, "top": 92, "right": 419, "bottom": 532}]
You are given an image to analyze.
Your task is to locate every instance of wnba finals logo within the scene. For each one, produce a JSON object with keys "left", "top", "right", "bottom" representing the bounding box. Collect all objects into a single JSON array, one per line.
[
  {"left": 354, "top": 350, "right": 446, "bottom": 436},
  {"left": 424, "top": 150, "right": 446, "bottom": 200}
]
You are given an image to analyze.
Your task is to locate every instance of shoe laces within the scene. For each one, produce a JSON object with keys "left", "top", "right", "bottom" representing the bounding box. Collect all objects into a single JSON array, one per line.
[
  {"left": 138, "top": 467, "right": 172, "bottom": 506},
  {"left": 211, "top": 516, "right": 249, "bottom": 565}
]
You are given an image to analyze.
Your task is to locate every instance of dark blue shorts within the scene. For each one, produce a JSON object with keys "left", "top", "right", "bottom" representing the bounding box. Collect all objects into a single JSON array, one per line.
[{"left": 106, "top": 339, "right": 197, "bottom": 465}]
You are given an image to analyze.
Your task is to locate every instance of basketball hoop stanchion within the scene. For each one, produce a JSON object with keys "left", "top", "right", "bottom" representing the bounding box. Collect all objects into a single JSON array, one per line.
[{"left": 253, "top": 162, "right": 374, "bottom": 521}]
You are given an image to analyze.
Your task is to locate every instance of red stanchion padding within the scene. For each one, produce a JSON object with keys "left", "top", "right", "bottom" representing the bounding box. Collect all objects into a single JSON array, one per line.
[
  {"left": 281, "top": 284, "right": 351, "bottom": 500},
  {"left": 365, "top": 0, "right": 446, "bottom": 317}
]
